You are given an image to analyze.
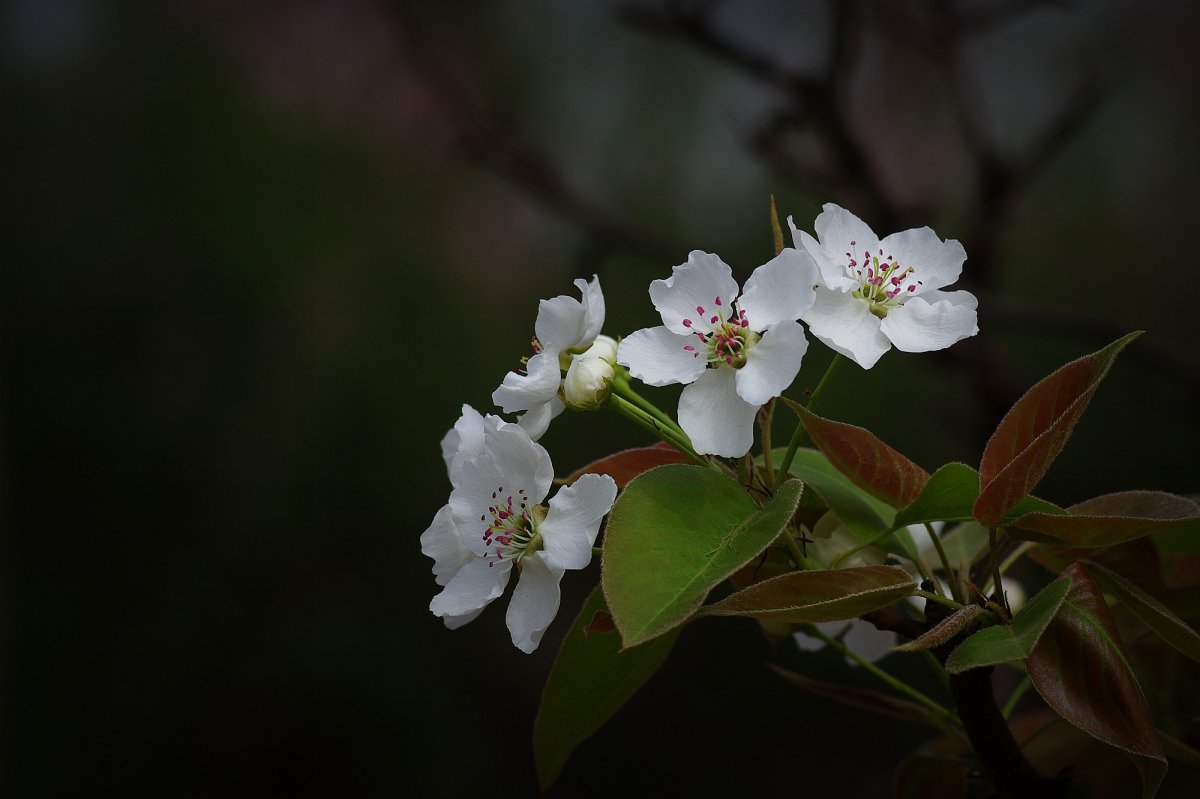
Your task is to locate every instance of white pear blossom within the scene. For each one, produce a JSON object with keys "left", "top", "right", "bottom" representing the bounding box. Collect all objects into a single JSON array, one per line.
[
  {"left": 562, "top": 351, "right": 615, "bottom": 410},
  {"left": 421, "top": 412, "right": 617, "bottom": 653},
  {"left": 617, "top": 250, "right": 819, "bottom": 457},
  {"left": 491, "top": 276, "right": 607, "bottom": 440},
  {"left": 789, "top": 204, "right": 979, "bottom": 370}
]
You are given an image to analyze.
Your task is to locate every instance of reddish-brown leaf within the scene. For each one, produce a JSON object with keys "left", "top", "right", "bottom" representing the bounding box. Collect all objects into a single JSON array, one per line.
[
  {"left": 768, "top": 664, "right": 941, "bottom": 727},
  {"left": 784, "top": 400, "right": 929, "bottom": 508},
  {"left": 565, "top": 446, "right": 690, "bottom": 488},
  {"left": 1029, "top": 537, "right": 1166, "bottom": 596},
  {"left": 974, "top": 332, "right": 1140, "bottom": 527},
  {"left": 1012, "top": 491, "right": 1200, "bottom": 549},
  {"left": 697, "top": 565, "right": 916, "bottom": 622},
  {"left": 1027, "top": 562, "right": 1166, "bottom": 798},
  {"left": 895, "top": 605, "right": 985, "bottom": 652}
]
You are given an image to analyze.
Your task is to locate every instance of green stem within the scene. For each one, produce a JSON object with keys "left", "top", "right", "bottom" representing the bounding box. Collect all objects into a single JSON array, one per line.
[
  {"left": 1002, "top": 674, "right": 1032, "bottom": 720},
  {"left": 913, "top": 590, "right": 965, "bottom": 612},
  {"left": 591, "top": 546, "right": 603, "bottom": 556},
  {"left": 774, "top": 352, "right": 844, "bottom": 489},
  {"left": 605, "top": 394, "right": 707, "bottom": 466},
  {"left": 924, "top": 522, "right": 963, "bottom": 603},
  {"left": 778, "top": 527, "right": 822, "bottom": 571},
  {"left": 804, "top": 624, "right": 960, "bottom": 728},
  {"left": 612, "top": 374, "right": 686, "bottom": 439},
  {"left": 987, "top": 527, "right": 1010, "bottom": 615}
]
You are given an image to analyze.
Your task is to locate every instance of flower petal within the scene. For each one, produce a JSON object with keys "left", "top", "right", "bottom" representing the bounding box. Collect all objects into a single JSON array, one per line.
[
  {"left": 678, "top": 367, "right": 759, "bottom": 457},
  {"left": 617, "top": 325, "right": 708, "bottom": 387},
  {"left": 450, "top": 422, "right": 555, "bottom": 534},
  {"left": 575, "top": 276, "right": 605, "bottom": 347},
  {"left": 789, "top": 216, "right": 859, "bottom": 292},
  {"left": 539, "top": 473, "right": 618, "bottom": 571},
  {"left": 442, "top": 606, "right": 486, "bottom": 630},
  {"left": 737, "top": 248, "right": 820, "bottom": 329},
  {"left": 440, "top": 404, "right": 488, "bottom": 482},
  {"left": 517, "top": 395, "right": 564, "bottom": 442},
  {"left": 803, "top": 286, "right": 891, "bottom": 370},
  {"left": 534, "top": 296, "right": 585, "bottom": 352},
  {"left": 429, "top": 556, "right": 511, "bottom": 619},
  {"left": 420, "top": 504, "right": 475, "bottom": 586},
  {"left": 879, "top": 290, "right": 978, "bottom": 353},
  {"left": 491, "top": 350, "right": 561, "bottom": 414},
  {"left": 879, "top": 227, "right": 966, "bottom": 293},
  {"left": 649, "top": 251, "right": 741, "bottom": 335},
  {"left": 735, "top": 320, "right": 809, "bottom": 406},
  {"left": 506, "top": 555, "right": 565, "bottom": 653}
]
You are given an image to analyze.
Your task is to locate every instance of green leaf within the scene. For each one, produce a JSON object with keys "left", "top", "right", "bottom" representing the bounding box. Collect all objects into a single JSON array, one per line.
[
  {"left": 1085, "top": 560, "right": 1200, "bottom": 665},
  {"left": 1011, "top": 491, "right": 1200, "bottom": 548},
  {"left": 1027, "top": 562, "right": 1167, "bottom": 799},
  {"left": 768, "top": 664, "right": 941, "bottom": 728},
  {"left": 782, "top": 399, "right": 929, "bottom": 508},
  {"left": 945, "top": 577, "right": 1071, "bottom": 673},
  {"left": 534, "top": 586, "right": 678, "bottom": 791},
  {"left": 974, "top": 332, "right": 1141, "bottom": 527},
  {"left": 696, "top": 565, "right": 916, "bottom": 623},
  {"left": 893, "top": 462, "right": 1064, "bottom": 531},
  {"left": 895, "top": 605, "right": 985, "bottom": 653},
  {"left": 602, "top": 467, "right": 804, "bottom": 647},
  {"left": 565, "top": 445, "right": 691, "bottom": 488}
]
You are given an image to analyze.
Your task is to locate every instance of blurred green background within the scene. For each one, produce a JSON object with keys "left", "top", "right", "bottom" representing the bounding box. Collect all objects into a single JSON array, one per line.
[{"left": 4, "top": 0, "right": 1199, "bottom": 795}]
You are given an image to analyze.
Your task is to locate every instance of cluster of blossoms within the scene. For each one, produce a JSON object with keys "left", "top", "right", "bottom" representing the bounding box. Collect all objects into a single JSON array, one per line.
[{"left": 422, "top": 204, "right": 978, "bottom": 651}]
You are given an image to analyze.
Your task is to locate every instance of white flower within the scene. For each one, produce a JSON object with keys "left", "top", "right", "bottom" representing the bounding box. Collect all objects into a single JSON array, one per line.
[
  {"left": 421, "top": 413, "right": 618, "bottom": 653},
  {"left": 562, "top": 353, "right": 615, "bottom": 410},
  {"left": 617, "top": 250, "right": 818, "bottom": 457},
  {"left": 491, "top": 276, "right": 606, "bottom": 440},
  {"left": 789, "top": 204, "right": 979, "bottom": 370}
]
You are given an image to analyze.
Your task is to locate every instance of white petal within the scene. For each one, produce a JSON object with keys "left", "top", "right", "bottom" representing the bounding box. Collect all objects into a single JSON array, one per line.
[
  {"left": 443, "top": 606, "right": 486, "bottom": 630},
  {"left": 429, "top": 556, "right": 511, "bottom": 618},
  {"left": 789, "top": 216, "right": 859, "bottom": 292},
  {"left": 735, "top": 321, "right": 809, "bottom": 406},
  {"left": 617, "top": 325, "right": 708, "bottom": 387},
  {"left": 539, "top": 473, "right": 618, "bottom": 571},
  {"left": 803, "top": 286, "right": 892, "bottom": 370},
  {"left": 517, "top": 395, "right": 564, "bottom": 442},
  {"left": 420, "top": 504, "right": 475, "bottom": 586},
  {"left": 491, "top": 351, "right": 561, "bottom": 414},
  {"left": 737, "top": 248, "right": 820, "bottom": 329},
  {"left": 879, "top": 291, "right": 979, "bottom": 353},
  {"left": 879, "top": 227, "right": 967, "bottom": 294},
  {"left": 449, "top": 423, "right": 554, "bottom": 533},
  {"left": 506, "top": 556, "right": 565, "bottom": 653},
  {"left": 813, "top": 204, "right": 880, "bottom": 262},
  {"left": 649, "top": 251, "right": 741, "bottom": 336},
  {"left": 678, "top": 367, "right": 759, "bottom": 457},
  {"left": 440, "top": 404, "right": 487, "bottom": 482},
  {"left": 575, "top": 276, "right": 605, "bottom": 347},
  {"left": 534, "top": 295, "right": 585, "bottom": 352}
]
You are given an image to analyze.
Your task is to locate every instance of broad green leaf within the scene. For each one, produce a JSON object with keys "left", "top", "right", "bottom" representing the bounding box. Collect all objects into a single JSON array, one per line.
[
  {"left": 783, "top": 399, "right": 929, "bottom": 508},
  {"left": 602, "top": 467, "right": 804, "bottom": 647},
  {"left": 945, "top": 577, "right": 1071, "bottom": 673},
  {"left": 1027, "top": 563, "right": 1167, "bottom": 799},
  {"left": 1086, "top": 560, "right": 1200, "bottom": 665},
  {"left": 565, "top": 445, "right": 690, "bottom": 488},
  {"left": 696, "top": 565, "right": 916, "bottom": 623},
  {"left": 1011, "top": 491, "right": 1200, "bottom": 548},
  {"left": 534, "top": 586, "right": 677, "bottom": 791},
  {"left": 893, "top": 462, "right": 1064, "bottom": 530},
  {"left": 974, "top": 332, "right": 1140, "bottom": 527},
  {"left": 895, "top": 605, "right": 985, "bottom": 652},
  {"left": 768, "top": 664, "right": 940, "bottom": 728},
  {"left": 938, "top": 522, "right": 989, "bottom": 571}
]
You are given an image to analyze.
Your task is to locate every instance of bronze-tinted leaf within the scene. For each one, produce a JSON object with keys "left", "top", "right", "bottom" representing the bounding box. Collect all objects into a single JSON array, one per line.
[
  {"left": 974, "top": 332, "right": 1140, "bottom": 527},
  {"left": 783, "top": 399, "right": 929, "bottom": 508},
  {"left": 1029, "top": 537, "right": 1165, "bottom": 596},
  {"left": 565, "top": 445, "right": 691, "bottom": 488},
  {"left": 1027, "top": 562, "right": 1167, "bottom": 798},
  {"left": 895, "top": 605, "right": 984, "bottom": 652},
  {"left": 697, "top": 565, "right": 916, "bottom": 622},
  {"left": 768, "top": 664, "right": 940, "bottom": 727},
  {"left": 1011, "top": 491, "right": 1200, "bottom": 549}
]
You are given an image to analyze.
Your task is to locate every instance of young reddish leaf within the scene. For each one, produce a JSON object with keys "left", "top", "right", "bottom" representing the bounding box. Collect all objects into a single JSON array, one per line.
[
  {"left": 534, "top": 586, "right": 678, "bottom": 792},
  {"left": 768, "top": 664, "right": 942, "bottom": 728},
  {"left": 696, "top": 565, "right": 916, "bottom": 623},
  {"left": 974, "top": 332, "right": 1141, "bottom": 527},
  {"left": 1027, "top": 562, "right": 1167, "bottom": 799},
  {"left": 1085, "top": 560, "right": 1200, "bottom": 665},
  {"left": 783, "top": 399, "right": 930, "bottom": 508},
  {"left": 1029, "top": 537, "right": 1166, "bottom": 596},
  {"left": 565, "top": 445, "right": 691, "bottom": 488},
  {"left": 1011, "top": 491, "right": 1200, "bottom": 549},
  {"left": 894, "top": 605, "right": 985, "bottom": 652}
]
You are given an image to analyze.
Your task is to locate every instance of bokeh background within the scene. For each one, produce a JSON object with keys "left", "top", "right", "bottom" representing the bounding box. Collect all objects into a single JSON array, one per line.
[{"left": 5, "top": 0, "right": 1200, "bottom": 795}]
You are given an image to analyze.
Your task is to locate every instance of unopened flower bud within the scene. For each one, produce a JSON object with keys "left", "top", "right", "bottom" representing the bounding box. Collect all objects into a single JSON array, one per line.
[
  {"left": 562, "top": 355, "right": 614, "bottom": 411},
  {"left": 581, "top": 334, "right": 618, "bottom": 365}
]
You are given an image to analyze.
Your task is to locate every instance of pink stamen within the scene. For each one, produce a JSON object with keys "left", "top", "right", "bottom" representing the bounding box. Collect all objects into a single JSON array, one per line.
[
  {"left": 682, "top": 319, "right": 692, "bottom": 328},
  {"left": 715, "top": 296, "right": 722, "bottom": 306}
]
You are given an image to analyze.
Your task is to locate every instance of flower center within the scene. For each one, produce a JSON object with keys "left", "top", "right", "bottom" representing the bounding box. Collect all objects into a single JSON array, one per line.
[
  {"left": 480, "top": 486, "right": 543, "bottom": 567},
  {"left": 679, "top": 296, "right": 760, "bottom": 369},
  {"left": 843, "top": 243, "right": 923, "bottom": 318}
]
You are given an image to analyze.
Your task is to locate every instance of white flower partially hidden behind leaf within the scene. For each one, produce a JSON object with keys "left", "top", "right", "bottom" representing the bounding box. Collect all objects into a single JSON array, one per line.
[
  {"left": 789, "top": 204, "right": 979, "bottom": 369},
  {"left": 491, "top": 276, "right": 607, "bottom": 440},
  {"left": 421, "top": 412, "right": 617, "bottom": 653},
  {"left": 617, "top": 250, "right": 818, "bottom": 457}
]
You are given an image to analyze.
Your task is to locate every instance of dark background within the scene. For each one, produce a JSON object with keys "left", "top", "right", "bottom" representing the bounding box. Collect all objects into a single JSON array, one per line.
[{"left": 4, "top": 0, "right": 1200, "bottom": 795}]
